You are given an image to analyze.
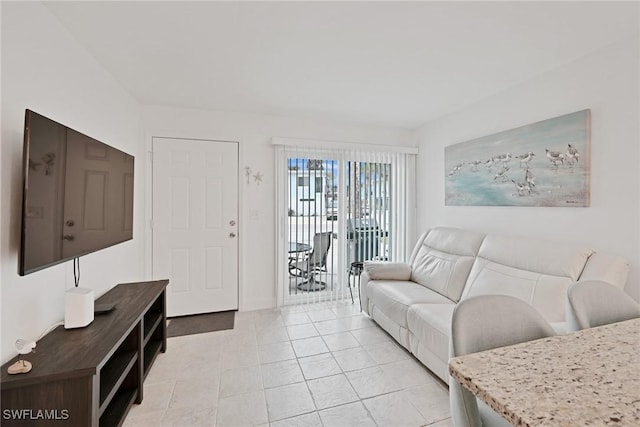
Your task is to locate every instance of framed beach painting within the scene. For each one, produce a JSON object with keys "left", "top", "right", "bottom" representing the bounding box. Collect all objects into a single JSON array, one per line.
[{"left": 445, "top": 109, "right": 590, "bottom": 207}]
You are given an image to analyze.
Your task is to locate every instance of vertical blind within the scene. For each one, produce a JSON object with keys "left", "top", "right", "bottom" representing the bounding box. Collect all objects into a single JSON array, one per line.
[{"left": 274, "top": 140, "right": 416, "bottom": 307}]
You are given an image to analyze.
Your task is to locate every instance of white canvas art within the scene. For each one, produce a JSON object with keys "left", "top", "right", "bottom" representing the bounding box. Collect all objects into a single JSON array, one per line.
[{"left": 445, "top": 110, "right": 591, "bottom": 207}]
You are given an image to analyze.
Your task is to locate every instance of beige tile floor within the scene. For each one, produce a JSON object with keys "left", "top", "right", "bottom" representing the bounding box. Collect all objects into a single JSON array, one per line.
[{"left": 123, "top": 301, "right": 453, "bottom": 427}]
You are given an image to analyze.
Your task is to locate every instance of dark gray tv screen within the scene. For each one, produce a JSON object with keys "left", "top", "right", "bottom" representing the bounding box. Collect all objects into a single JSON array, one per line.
[{"left": 19, "top": 110, "right": 134, "bottom": 275}]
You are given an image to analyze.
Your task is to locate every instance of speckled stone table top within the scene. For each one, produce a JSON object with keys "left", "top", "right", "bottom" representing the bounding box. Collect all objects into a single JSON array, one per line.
[{"left": 449, "top": 318, "right": 640, "bottom": 427}]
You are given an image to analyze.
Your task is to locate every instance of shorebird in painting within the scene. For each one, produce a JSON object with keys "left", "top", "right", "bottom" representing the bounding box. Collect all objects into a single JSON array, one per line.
[
  {"left": 511, "top": 180, "right": 531, "bottom": 196},
  {"left": 525, "top": 167, "right": 536, "bottom": 189},
  {"left": 492, "top": 153, "right": 512, "bottom": 168},
  {"left": 469, "top": 160, "right": 483, "bottom": 171},
  {"left": 494, "top": 166, "right": 510, "bottom": 182},
  {"left": 566, "top": 144, "right": 579, "bottom": 165},
  {"left": 515, "top": 152, "right": 535, "bottom": 168},
  {"left": 545, "top": 149, "right": 565, "bottom": 166},
  {"left": 448, "top": 165, "right": 463, "bottom": 176}
]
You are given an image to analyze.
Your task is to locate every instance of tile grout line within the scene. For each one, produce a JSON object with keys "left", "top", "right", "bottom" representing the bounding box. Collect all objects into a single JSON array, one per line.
[{"left": 130, "top": 302, "right": 453, "bottom": 427}]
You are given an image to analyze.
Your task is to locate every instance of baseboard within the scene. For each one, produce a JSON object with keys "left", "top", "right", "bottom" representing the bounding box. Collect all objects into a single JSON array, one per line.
[{"left": 240, "top": 296, "right": 276, "bottom": 312}]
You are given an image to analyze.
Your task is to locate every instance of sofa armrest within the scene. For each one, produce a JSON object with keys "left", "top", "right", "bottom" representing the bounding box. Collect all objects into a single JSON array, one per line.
[{"left": 363, "top": 261, "right": 412, "bottom": 281}]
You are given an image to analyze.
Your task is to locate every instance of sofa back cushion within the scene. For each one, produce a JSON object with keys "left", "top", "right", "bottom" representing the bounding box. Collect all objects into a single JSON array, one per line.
[
  {"left": 409, "top": 227, "right": 486, "bottom": 302},
  {"left": 462, "top": 234, "right": 593, "bottom": 322},
  {"left": 578, "top": 252, "right": 629, "bottom": 289}
]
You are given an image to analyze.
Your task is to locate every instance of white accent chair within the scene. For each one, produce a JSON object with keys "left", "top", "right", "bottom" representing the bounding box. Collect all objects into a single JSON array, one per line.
[
  {"left": 450, "top": 295, "right": 557, "bottom": 427},
  {"left": 566, "top": 280, "right": 640, "bottom": 331}
]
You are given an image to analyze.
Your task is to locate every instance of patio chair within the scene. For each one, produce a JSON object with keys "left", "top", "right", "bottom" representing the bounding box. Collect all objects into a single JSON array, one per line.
[{"left": 291, "top": 232, "right": 332, "bottom": 291}]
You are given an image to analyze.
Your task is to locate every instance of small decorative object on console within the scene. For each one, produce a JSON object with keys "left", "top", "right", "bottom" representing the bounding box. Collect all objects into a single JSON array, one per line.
[{"left": 7, "top": 339, "right": 36, "bottom": 375}]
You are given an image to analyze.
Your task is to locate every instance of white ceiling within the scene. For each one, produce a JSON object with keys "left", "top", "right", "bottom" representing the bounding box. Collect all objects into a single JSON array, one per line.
[{"left": 44, "top": 1, "right": 638, "bottom": 129}]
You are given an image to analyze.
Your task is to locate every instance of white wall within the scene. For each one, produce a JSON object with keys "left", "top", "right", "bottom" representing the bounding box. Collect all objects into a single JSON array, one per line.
[
  {"left": 142, "top": 106, "right": 414, "bottom": 311},
  {"left": 1, "top": 2, "right": 144, "bottom": 363},
  {"left": 415, "top": 35, "right": 640, "bottom": 301}
]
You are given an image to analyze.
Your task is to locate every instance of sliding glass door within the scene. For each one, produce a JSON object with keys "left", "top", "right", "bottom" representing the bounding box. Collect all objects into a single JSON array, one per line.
[
  {"left": 286, "top": 158, "right": 341, "bottom": 301},
  {"left": 278, "top": 147, "right": 407, "bottom": 306}
]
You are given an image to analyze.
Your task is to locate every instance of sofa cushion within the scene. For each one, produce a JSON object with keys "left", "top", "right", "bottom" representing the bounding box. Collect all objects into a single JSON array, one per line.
[
  {"left": 462, "top": 234, "right": 594, "bottom": 323},
  {"left": 408, "top": 228, "right": 486, "bottom": 302},
  {"left": 407, "top": 304, "right": 455, "bottom": 364},
  {"left": 368, "top": 281, "right": 452, "bottom": 329},
  {"left": 578, "top": 252, "right": 629, "bottom": 289},
  {"left": 473, "top": 234, "right": 593, "bottom": 280}
]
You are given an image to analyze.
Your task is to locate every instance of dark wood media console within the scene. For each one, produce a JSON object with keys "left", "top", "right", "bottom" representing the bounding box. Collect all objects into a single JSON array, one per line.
[{"left": 1, "top": 280, "right": 169, "bottom": 427}]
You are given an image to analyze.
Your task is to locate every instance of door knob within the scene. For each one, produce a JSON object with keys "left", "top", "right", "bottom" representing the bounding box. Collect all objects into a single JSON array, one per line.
[
  {"left": 63, "top": 234, "right": 75, "bottom": 241},
  {"left": 229, "top": 232, "right": 236, "bottom": 238}
]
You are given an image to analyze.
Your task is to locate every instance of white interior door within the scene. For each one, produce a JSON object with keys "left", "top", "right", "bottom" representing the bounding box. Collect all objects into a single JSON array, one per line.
[{"left": 152, "top": 137, "right": 239, "bottom": 316}]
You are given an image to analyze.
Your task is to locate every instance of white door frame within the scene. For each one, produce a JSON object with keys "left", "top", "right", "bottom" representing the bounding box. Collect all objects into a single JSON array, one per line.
[{"left": 144, "top": 131, "right": 246, "bottom": 310}]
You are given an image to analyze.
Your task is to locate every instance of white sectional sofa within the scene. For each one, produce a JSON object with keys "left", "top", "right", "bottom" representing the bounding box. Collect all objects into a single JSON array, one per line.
[{"left": 360, "top": 227, "right": 629, "bottom": 382}]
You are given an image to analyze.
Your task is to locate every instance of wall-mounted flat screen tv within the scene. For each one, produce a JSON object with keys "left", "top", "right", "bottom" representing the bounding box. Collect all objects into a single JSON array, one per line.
[{"left": 19, "top": 110, "right": 134, "bottom": 275}]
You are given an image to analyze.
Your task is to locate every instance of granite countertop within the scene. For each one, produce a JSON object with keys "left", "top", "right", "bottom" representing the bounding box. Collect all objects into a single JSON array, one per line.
[{"left": 449, "top": 318, "right": 640, "bottom": 427}]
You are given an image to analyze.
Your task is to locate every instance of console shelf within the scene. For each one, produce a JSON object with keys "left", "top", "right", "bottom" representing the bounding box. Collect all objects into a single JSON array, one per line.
[
  {"left": 99, "top": 350, "right": 137, "bottom": 411},
  {"left": 1, "top": 280, "right": 168, "bottom": 427},
  {"left": 143, "top": 311, "right": 163, "bottom": 346},
  {"left": 143, "top": 340, "right": 163, "bottom": 380},
  {"left": 99, "top": 388, "right": 137, "bottom": 427}
]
